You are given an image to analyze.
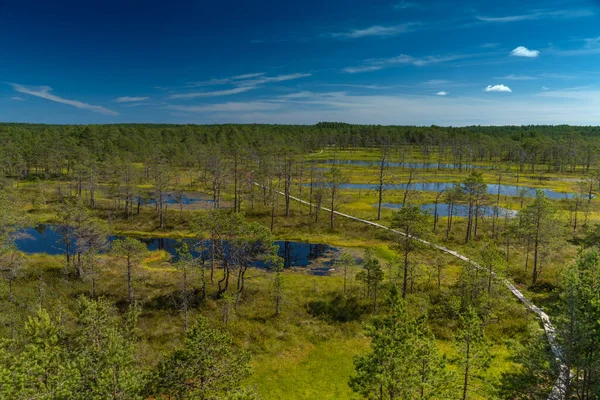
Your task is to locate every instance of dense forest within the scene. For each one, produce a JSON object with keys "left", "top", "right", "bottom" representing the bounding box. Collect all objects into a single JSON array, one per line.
[
  {"left": 1, "top": 123, "right": 600, "bottom": 399},
  {"left": 2, "top": 123, "right": 600, "bottom": 176}
]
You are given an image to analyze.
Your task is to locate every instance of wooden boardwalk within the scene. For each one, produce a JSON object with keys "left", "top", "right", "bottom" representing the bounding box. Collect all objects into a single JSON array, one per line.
[{"left": 259, "top": 183, "right": 569, "bottom": 399}]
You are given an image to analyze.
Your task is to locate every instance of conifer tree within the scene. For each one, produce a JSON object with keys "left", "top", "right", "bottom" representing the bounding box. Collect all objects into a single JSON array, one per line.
[
  {"left": 350, "top": 286, "right": 454, "bottom": 399},
  {"left": 154, "top": 317, "right": 252, "bottom": 399}
]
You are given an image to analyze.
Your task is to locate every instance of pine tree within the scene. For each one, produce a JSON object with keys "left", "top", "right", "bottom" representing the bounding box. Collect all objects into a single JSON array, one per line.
[
  {"left": 265, "top": 244, "right": 285, "bottom": 316},
  {"left": 390, "top": 204, "right": 429, "bottom": 298},
  {"left": 0, "top": 309, "right": 80, "bottom": 399},
  {"left": 111, "top": 238, "right": 148, "bottom": 306},
  {"left": 459, "top": 172, "right": 488, "bottom": 242},
  {"left": 356, "top": 248, "right": 384, "bottom": 312},
  {"left": 325, "top": 165, "right": 349, "bottom": 230},
  {"left": 337, "top": 252, "right": 357, "bottom": 295},
  {"left": 72, "top": 297, "right": 146, "bottom": 400},
  {"left": 557, "top": 249, "right": 600, "bottom": 399},
  {"left": 349, "top": 286, "right": 454, "bottom": 399},
  {"left": 519, "top": 190, "right": 562, "bottom": 285},
  {"left": 154, "top": 317, "right": 252, "bottom": 399},
  {"left": 175, "top": 241, "right": 196, "bottom": 332},
  {"left": 456, "top": 307, "right": 491, "bottom": 400}
]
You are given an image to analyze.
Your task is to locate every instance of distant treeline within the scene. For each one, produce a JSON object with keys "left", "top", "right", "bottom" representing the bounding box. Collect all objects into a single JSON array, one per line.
[{"left": 2, "top": 123, "right": 600, "bottom": 176}]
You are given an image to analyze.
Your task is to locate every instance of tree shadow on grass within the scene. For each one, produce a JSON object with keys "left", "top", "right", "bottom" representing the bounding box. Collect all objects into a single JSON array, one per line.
[{"left": 307, "top": 292, "right": 369, "bottom": 323}]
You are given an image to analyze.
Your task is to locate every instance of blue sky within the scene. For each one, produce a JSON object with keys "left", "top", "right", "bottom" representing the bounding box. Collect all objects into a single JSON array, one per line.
[{"left": 1, "top": 0, "right": 599, "bottom": 125}]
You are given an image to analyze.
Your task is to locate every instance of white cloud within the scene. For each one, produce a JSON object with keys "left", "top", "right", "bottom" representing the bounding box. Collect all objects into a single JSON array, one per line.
[
  {"left": 485, "top": 84, "right": 512, "bottom": 92},
  {"left": 542, "top": 86, "right": 549, "bottom": 90},
  {"left": 9, "top": 83, "right": 118, "bottom": 115},
  {"left": 115, "top": 96, "right": 149, "bottom": 103},
  {"left": 10, "top": 96, "right": 25, "bottom": 101},
  {"left": 510, "top": 46, "right": 540, "bottom": 58},
  {"left": 496, "top": 74, "right": 538, "bottom": 80},
  {"left": 477, "top": 9, "right": 593, "bottom": 23},
  {"left": 436, "top": 91, "right": 449, "bottom": 96},
  {"left": 332, "top": 23, "right": 418, "bottom": 38}
]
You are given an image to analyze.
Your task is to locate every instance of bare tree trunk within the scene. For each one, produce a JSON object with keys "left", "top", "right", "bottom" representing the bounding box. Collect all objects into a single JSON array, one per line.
[
  {"left": 330, "top": 187, "right": 336, "bottom": 230},
  {"left": 402, "top": 169, "right": 415, "bottom": 206},
  {"left": 127, "top": 256, "right": 134, "bottom": 306},
  {"left": 377, "top": 151, "right": 387, "bottom": 220},
  {"left": 462, "top": 342, "right": 471, "bottom": 400}
]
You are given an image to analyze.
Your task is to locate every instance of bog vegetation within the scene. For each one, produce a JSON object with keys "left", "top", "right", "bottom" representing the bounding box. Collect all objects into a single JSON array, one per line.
[{"left": 1, "top": 122, "right": 600, "bottom": 399}]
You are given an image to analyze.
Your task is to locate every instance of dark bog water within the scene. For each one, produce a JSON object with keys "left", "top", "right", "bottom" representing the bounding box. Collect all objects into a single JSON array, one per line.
[
  {"left": 319, "top": 159, "right": 491, "bottom": 170},
  {"left": 139, "top": 192, "right": 214, "bottom": 205},
  {"left": 376, "top": 203, "right": 517, "bottom": 217},
  {"left": 328, "top": 182, "right": 574, "bottom": 199},
  {"left": 14, "top": 225, "right": 339, "bottom": 272}
]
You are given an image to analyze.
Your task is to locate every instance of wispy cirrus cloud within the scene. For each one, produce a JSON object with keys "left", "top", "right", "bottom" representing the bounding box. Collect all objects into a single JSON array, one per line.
[
  {"left": 232, "top": 73, "right": 265, "bottom": 80},
  {"left": 485, "top": 84, "right": 512, "bottom": 92},
  {"left": 552, "top": 36, "right": 600, "bottom": 56},
  {"left": 171, "top": 73, "right": 312, "bottom": 99},
  {"left": 496, "top": 74, "right": 538, "bottom": 80},
  {"left": 168, "top": 102, "right": 281, "bottom": 113},
  {"left": 115, "top": 96, "right": 149, "bottom": 103},
  {"left": 11, "top": 96, "right": 25, "bottom": 101},
  {"left": 476, "top": 8, "right": 593, "bottom": 23},
  {"left": 278, "top": 91, "right": 314, "bottom": 99},
  {"left": 238, "top": 73, "right": 312, "bottom": 86},
  {"left": 318, "top": 83, "right": 397, "bottom": 90},
  {"left": 186, "top": 73, "right": 265, "bottom": 88},
  {"left": 180, "top": 90, "right": 600, "bottom": 126},
  {"left": 510, "top": 46, "right": 540, "bottom": 58},
  {"left": 419, "top": 80, "right": 477, "bottom": 89},
  {"left": 8, "top": 83, "right": 118, "bottom": 115},
  {"left": 421, "top": 80, "right": 452, "bottom": 86},
  {"left": 342, "top": 66, "right": 384, "bottom": 74},
  {"left": 538, "top": 72, "right": 580, "bottom": 79},
  {"left": 480, "top": 43, "right": 500, "bottom": 48},
  {"left": 343, "top": 52, "right": 479, "bottom": 73},
  {"left": 394, "top": 1, "right": 415, "bottom": 9},
  {"left": 169, "top": 87, "right": 255, "bottom": 100},
  {"left": 536, "top": 88, "right": 600, "bottom": 100},
  {"left": 584, "top": 37, "right": 600, "bottom": 48},
  {"left": 331, "top": 23, "right": 419, "bottom": 38}
]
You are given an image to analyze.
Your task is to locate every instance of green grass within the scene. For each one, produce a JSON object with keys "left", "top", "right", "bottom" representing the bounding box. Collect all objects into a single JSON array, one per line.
[
  {"left": 7, "top": 147, "right": 593, "bottom": 399},
  {"left": 8, "top": 245, "right": 533, "bottom": 400},
  {"left": 249, "top": 336, "right": 367, "bottom": 399}
]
